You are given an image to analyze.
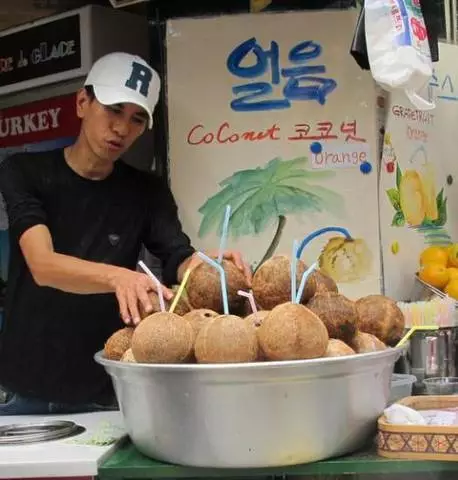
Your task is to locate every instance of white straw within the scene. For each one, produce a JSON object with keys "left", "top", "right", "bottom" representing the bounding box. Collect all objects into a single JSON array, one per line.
[{"left": 138, "top": 261, "right": 165, "bottom": 312}]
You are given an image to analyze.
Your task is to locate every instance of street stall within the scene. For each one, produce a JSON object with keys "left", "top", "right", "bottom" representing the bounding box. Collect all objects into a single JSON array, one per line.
[{"left": 0, "top": 3, "right": 458, "bottom": 480}]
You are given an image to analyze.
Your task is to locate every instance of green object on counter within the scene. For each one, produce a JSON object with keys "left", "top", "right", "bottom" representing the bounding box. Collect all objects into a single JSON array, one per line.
[{"left": 98, "top": 440, "right": 458, "bottom": 479}]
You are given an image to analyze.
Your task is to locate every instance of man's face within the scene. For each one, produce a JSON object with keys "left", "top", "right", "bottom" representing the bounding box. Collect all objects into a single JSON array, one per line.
[{"left": 76, "top": 88, "right": 149, "bottom": 162}]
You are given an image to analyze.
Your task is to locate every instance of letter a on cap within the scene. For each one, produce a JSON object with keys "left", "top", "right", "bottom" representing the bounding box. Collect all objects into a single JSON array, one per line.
[{"left": 125, "top": 61, "right": 153, "bottom": 98}]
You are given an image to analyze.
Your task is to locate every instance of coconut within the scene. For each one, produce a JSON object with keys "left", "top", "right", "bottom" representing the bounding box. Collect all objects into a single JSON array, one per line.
[
  {"left": 306, "top": 292, "right": 358, "bottom": 343},
  {"left": 104, "top": 327, "right": 134, "bottom": 361},
  {"left": 257, "top": 302, "right": 329, "bottom": 361},
  {"left": 351, "top": 331, "right": 387, "bottom": 354},
  {"left": 121, "top": 348, "right": 137, "bottom": 363},
  {"left": 245, "top": 310, "right": 270, "bottom": 328},
  {"left": 186, "top": 260, "right": 249, "bottom": 315},
  {"left": 325, "top": 339, "right": 356, "bottom": 357},
  {"left": 194, "top": 314, "right": 258, "bottom": 363},
  {"left": 183, "top": 309, "right": 219, "bottom": 337},
  {"left": 131, "top": 312, "right": 194, "bottom": 363},
  {"left": 252, "top": 255, "right": 306, "bottom": 310},
  {"left": 300, "top": 270, "right": 339, "bottom": 304},
  {"left": 355, "top": 294, "right": 405, "bottom": 346},
  {"left": 139, "top": 287, "right": 191, "bottom": 320}
]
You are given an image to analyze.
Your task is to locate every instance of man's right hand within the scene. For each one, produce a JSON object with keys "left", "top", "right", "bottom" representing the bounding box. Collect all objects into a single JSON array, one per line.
[{"left": 109, "top": 268, "right": 173, "bottom": 325}]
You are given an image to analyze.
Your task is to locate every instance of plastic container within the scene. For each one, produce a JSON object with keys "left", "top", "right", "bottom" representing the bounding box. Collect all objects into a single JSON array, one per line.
[
  {"left": 389, "top": 374, "right": 417, "bottom": 404},
  {"left": 423, "top": 377, "right": 458, "bottom": 395}
]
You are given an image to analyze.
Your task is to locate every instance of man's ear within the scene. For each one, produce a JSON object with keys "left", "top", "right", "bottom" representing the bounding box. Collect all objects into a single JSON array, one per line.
[{"left": 76, "top": 88, "right": 90, "bottom": 119}]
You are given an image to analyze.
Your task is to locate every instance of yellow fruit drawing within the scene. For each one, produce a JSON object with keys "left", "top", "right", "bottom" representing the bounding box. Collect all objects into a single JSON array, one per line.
[
  {"left": 419, "top": 264, "right": 449, "bottom": 289},
  {"left": 447, "top": 267, "right": 458, "bottom": 282},
  {"left": 391, "top": 241, "right": 399, "bottom": 255},
  {"left": 445, "top": 279, "right": 458, "bottom": 300},
  {"left": 448, "top": 244, "right": 458, "bottom": 268},
  {"left": 420, "top": 163, "right": 438, "bottom": 220},
  {"left": 419, "top": 246, "right": 449, "bottom": 267},
  {"left": 319, "top": 236, "right": 373, "bottom": 283},
  {"left": 399, "top": 170, "right": 426, "bottom": 226}
]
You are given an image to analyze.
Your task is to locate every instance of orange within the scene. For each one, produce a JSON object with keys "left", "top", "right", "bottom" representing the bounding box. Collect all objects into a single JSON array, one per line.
[
  {"left": 448, "top": 244, "right": 458, "bottom": 268},
  {"left": 419, "top": 246, "right": 449, "bottom": 267},
  {"left": 418, "top": 264, "right": 450, "bottom": 289},
  {"left": 445, "top": 279, "right": 458, "bottom": 300},
  {"left": 447, "top": 267, "right": 458, "bottom": 282}
]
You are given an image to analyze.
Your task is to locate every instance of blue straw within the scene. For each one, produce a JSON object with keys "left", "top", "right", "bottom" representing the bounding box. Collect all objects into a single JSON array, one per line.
[
  {"left": 297, "top": 227, "right": 351, "bottom": 259},
  {"left": 198, "top": 251, "right": 229, "bottom": 314},
  {"left": 296, "top": 262, "right": 319, "bottom": 304},
  {"left": 218, "top": 205, "right": 231, "bottom": 264},
  {"left": 291, "top": 240, "right": 299, "bottom": 303}
]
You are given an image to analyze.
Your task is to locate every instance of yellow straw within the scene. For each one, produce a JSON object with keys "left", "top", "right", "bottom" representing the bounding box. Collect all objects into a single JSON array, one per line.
[
  {"left": 169, "top": 268, "right": 192, "bottom": 314},
  {"left": 396, "top": 325, "right": 439, "bottom": 348}
]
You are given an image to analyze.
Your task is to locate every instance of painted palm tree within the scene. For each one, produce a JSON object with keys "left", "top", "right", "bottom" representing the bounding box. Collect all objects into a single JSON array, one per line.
[{"left": 198, "top": 156, "right": 345, "bottom": 269}]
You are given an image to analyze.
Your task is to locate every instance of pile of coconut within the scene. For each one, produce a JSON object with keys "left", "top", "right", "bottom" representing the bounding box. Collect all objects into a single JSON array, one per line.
[{"left": 103, "top": 255, "right": 405, "bottom": 364}]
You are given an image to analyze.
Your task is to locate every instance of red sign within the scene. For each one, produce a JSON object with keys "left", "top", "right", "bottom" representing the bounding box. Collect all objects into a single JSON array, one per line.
[{"left": 0, "top": 93, "right": 80, "bottom": 148}]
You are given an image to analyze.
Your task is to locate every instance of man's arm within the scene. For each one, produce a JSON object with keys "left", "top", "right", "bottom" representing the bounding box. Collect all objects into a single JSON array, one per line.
[{"left": 0, "top": 155, "right": 169, "bottom": 324}]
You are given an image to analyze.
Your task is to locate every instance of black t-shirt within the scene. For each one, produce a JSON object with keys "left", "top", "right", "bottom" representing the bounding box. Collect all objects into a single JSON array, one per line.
[{"left": 0, "top": 149, "right": 195, "bottom": 404}]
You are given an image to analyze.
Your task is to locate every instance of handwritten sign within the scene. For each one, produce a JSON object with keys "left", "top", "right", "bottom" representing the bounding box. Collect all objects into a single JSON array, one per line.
[
  {"left": 428, "top": 68, "right": 458, "bottom": 103},
  {"left": 227, "top": 38, "right": 337, "bottom": 111},
  {"left": 311, "top": 143, "right": 370, "bottom": 170},
  {"left": 166, "top": 11, "right": 382, "bottom": 299}
]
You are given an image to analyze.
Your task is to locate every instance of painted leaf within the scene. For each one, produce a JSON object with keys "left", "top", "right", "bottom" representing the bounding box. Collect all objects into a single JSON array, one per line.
[
  {"left": 386, "top": 188, "right": 401, "bottom": 211},
  {"left": 396, "top": 164, "right": 402, "bottom": 190},
  {"left": 392, "top": 211, "right": 405, "bottom": 227},
  {"left": 198, "top": 156, "right": 344, "bottom": 239}
]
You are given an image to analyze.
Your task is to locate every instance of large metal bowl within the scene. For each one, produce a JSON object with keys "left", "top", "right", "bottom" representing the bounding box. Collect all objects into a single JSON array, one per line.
[{"left": 95, "top": 348, "right": 401, "bottom": 468}]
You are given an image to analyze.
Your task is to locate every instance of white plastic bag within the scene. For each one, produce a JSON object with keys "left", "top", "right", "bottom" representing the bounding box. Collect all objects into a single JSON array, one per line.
[{"left": 364, "top": 0, "right": 435, "bottom": 110}]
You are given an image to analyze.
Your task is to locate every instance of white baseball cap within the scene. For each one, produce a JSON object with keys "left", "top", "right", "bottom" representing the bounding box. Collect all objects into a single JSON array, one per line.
[{"left": 84, "top": 52, "right": 161, "bottom": 129}]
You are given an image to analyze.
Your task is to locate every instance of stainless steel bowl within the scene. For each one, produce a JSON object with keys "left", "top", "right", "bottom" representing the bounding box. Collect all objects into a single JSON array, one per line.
[{"left": 95, "top": 348, "right": 401, "bottom": 468}]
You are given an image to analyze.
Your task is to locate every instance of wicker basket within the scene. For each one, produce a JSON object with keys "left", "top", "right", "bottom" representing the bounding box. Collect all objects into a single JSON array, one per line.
[{"left": 377, "top": 395, "right": 458, "bottom": 461}]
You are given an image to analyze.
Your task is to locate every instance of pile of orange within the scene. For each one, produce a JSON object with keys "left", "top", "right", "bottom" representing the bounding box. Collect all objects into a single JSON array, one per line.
[{"left": 418, "top": 245, "right": 458, "bottom": 299}]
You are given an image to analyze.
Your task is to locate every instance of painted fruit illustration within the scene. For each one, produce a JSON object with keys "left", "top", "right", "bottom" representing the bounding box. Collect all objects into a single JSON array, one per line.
[
  {"left": 319, "top": 236, "right": 373, "bottom": 283},
  {"left": 421, "top": 163, "right": 438, "bottom": 221},
  {"left": 399, "top": 170, "right": 426, "bottom": 226}
]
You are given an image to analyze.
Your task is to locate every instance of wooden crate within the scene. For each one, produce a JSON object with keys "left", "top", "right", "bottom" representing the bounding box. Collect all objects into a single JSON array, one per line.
[{"left": 377, "top": 396, "right": 458, "bottom": 461}]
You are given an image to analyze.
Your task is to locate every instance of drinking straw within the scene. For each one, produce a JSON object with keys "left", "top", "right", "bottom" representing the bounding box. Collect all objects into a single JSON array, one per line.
[
  {"left": 169, "top": 268, "right": 192, "bottom": 314},
  {"left": 238, "top": 290, "right": 258, "bottom": 315},
  {"left": 291, "top": 240, "right": 299, "bottom": 303},
  {"left": 218, "top": 204, "right": 231, "bottom": 264},
  {"left": 138, "top": 261, "right": 165, "bottom": 312},
  {"left": 295, "top": 262, "right": 318, "bottom": 304},
  {"left": 396, "top": 325, "right": 439, "bottom": 348},
  {"left": 297, "top": 227, "right": 352, "bottom": 259},
  {"left": 198, "top": 251, "right": 229, "bottom": 314}
]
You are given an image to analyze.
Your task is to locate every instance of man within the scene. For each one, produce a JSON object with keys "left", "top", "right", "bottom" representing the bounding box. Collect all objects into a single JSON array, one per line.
[{"left": 0, "top": 52, "right": 250, "bottom": 415}]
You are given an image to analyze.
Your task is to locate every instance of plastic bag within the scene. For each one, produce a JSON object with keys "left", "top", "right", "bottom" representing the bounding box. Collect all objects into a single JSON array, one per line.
[{"left": 365, "top": 0, "right": 434, "bottom": 110}]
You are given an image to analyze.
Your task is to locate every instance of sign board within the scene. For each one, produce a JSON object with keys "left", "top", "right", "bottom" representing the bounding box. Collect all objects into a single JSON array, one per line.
[
  {"left": 166, "top": 10, "right": 382, "bottom": 299},
  {"left": 379, "top": 42, "right": 458, "bottom": 300},
  {"left": 0, "top": 15, "right": 82, "bottom": 91}
]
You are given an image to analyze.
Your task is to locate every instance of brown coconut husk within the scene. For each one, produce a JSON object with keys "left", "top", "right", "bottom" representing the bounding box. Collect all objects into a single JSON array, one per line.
[
  {"left": 306, "top": 292, "right": 358, "bottom": 343},
  {"left": 325, "top": 339, "right": 356, "bottom": 357},
  {"left": 300, "top": 270, "right": 339, "bottom": 304},
  {"left": 252, "top": 255, "right": 306, "bottom": 310},
  {"left": 244, "top": 310, "right": 270, "bottom": 328},
  {"left": 131, "top": 312, "right": 194, "bottom": 363},
  {"left": 139, "top": 287, "right": 191, "bottom": 320},
  {"left": 194, "top": 314, "right": 259, "bottom": 364},
  {"left": 350, "top": 331, "right": 387, "bottom": 354},
  {"left": 121, "top": 348, "right": 137, "bottom": 363},
  {"left": 186, "top": 260, "right": 249, "bottom": 315},
  {"left": 183, "top": 309, "right": 219, "bottom": 337},
  {"left": 257, "top": 302, "right": 329, "bottom": 361},
  {"left": 104, "top": 327, "right": 134, "bottom": 361},
  {"left": 355, "top": 294, "right": 405, "bottom": 346}
]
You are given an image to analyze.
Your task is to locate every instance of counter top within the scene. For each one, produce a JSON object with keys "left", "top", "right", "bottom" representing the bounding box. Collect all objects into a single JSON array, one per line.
[
  {"left": 98, "top": 440, "right": 458, "bottom": 479},
  {"left": 0, "top": 411, "right": 126, "bottom": 478}
]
